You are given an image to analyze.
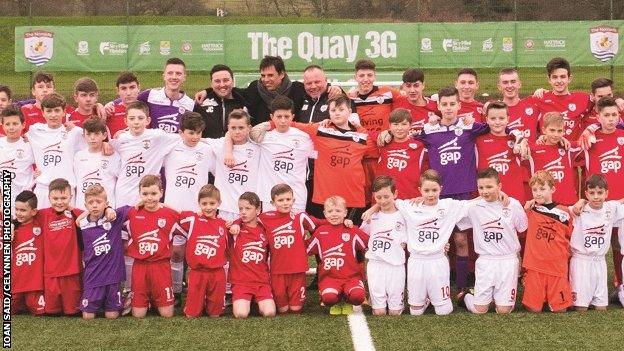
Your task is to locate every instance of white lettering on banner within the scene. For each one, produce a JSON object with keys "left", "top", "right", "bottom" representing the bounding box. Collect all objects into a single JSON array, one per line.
[{"left": 247, "top": 31, "right": 397, "bottom": 63}]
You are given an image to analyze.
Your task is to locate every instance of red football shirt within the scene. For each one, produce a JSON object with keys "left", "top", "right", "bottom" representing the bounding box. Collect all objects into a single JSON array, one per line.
[
  {"left": 392, "top": 96, "right": 439, "bottom": 131},
  {"left": 126, "top": 206, "right": 180, "bottom": 262},
  {"left": 21, "top": 104, "right": 75, "bottom": 133},
  {"left": 528, "top": 143, "right": 581, "bottom": 205},
  {"left": 66, "top": 109, "right": 96, "bottom": 128},
  {"left": 458, "top": 99, "right": 485, "bottom": 123},
  {"left": 584, "top": 129, "right": 624, "bottom": 200},
  {"left": 535, "top": 91, "right": 590, "bottom": 141},
  {"left": 506, "top": 97, "right": 540, "bottom": 142},
  {"left": 178, "top": 211, "right": 228, "bottom": 270},
  {"left": 476, "top": 133, "right": 527, "bottom": 203},
  {"left": 306, "top": 224, "right": 369, "bottom": 281},
  {"left": 229, "top": 222, "right": 270, "bottom": 285},
  {"left": 39, "top": 208, "right": 83, "bottom": 277},
  {"left": 377, "top": 139, "right": 426, "bottom": 200},
  {"left": 108, "top": 104, "right": 128, "bottom": 137},
  {"left": 12, "top": 221, "right": 45, "bottom": 292},
  {"left": 260, "top": 211, "right": 316, "bottom": 274}
]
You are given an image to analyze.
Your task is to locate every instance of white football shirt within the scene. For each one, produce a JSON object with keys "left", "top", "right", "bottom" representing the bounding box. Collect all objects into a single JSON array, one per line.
[
  {"left": 163, "top": 140, "right": 216, "bottom": 212},
  {"left": 0, "top": 137, "right": 35, "bottom": 207},
  {"left": 361, "top": 211, "right": 407, "bottom": 266},
  {"left": 457, "top": 198, "right": 528, "bottom": 256},
  {"left": 570, "top": 201, "right": 624, "bottom": 257},
  {"left": 73, "top": 149, "right": 121, "bottom": 209},
  {"left": 256, "top": 128, "right": 315, "bottom": 210}
]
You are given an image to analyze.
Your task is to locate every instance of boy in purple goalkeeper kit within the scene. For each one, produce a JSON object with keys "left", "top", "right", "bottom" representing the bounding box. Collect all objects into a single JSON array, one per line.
[
  {"left": 76, "top": 184, "right": 129, "bottom": 319},
  {"left": 380, "top": 86, "right": 525, "bottom": 302}
]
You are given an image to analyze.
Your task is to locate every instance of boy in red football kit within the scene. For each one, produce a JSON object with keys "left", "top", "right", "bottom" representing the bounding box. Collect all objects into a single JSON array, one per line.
[
  {"left": 66, "top": 78, "right": 100, "bottom": 128},
  {"left": 392, "top": 69, "right": 439, "bottom": 131},
  {"left": 376, "top": 108, "right": 426, "bottom": 200},
  {"left": 307, "top": 196, "right": 369, "bottom": 315},
  {"left": 455, "top": 68, "right": 485, "bottom": 122},
  {"left": 229, "top": 192, "right": 276, "bottom": 319},
  {"left": 528, "top": 112, "right": 581, "bottom": 206},
  {"left": 534, "top": 57, "right": 590, "bottom": 142},
  {"left": 497, "top": 68, "right": 539, "bottom": 141},
  {"left": 476, "top": 101, "right": 528, "bottom": 204},
  {"left": 20, "top": 71, "right": 58, "bottom": 132},
  {"left": 107, "top": 72, "right": 140, "bottom": 137},
  {"left": 125, "top": 175, "right": 180, "bottom": 318},
  {"left": 177, "top": 185, "right": 229, "bottom": 318},
  {"left": 11, "top": 191, "right": 45, "bottom": 315},
  {"left": 260, "top": 184, "right": 317, "bottom": 314},
  {"left": 522, "top": 171, "right": 574, "bottom": 313}
]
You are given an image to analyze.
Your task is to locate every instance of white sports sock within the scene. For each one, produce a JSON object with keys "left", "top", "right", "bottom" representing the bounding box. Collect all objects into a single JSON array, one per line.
[
  {"left": 171, "top": 260, "right": 184, "bottom": 294},
  {"left": 464, "top": 293, "right": 478, "bottom": 313},
  {"left": 618, "top": 285, "right": 624, "bottom": 307},
  {"left": 434, "top": 302, "right": 453, "bottom": 315},
  {"left": 124, "top": 256, "right": 134, "bottom": 290},
  {"left": 410, "top": 306, "right": 425, "bottom": 316}
]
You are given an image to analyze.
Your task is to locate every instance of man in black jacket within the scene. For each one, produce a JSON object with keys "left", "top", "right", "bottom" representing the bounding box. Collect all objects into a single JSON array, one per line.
[{"left": 194, "top": 64, "right": 249, "bottom": 138}]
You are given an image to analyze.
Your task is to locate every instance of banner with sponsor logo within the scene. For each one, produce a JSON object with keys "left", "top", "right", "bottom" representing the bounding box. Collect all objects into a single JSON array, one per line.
[{"left": 15, "top": 21, "right": 623, "bottom": 72}]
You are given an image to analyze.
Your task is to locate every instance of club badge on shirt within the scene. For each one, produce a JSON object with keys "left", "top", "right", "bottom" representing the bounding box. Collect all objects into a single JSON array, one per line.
[
  {"left": 33, "top": 227, "right": 42, "bottom": 236},
  {"left": 103, "top": 222, "right": 112, "bottom": 230},
  {"left": 158, "top": 218, "right": 167, "bottom": 228},
  {"left": 342, "top": 233, "right": 350, "bottom": 242}
]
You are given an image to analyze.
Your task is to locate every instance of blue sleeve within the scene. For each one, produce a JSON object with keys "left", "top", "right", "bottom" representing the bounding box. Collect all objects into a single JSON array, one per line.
[{"left": 471, "top": 122, "right": 491, "bottom": 138}]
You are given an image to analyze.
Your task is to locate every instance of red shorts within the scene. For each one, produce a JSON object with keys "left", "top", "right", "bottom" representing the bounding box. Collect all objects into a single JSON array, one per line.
[
  {"left": 44, "top": 274, "right": 82, "bottom": 315},
  {"left": 231, "top": 282, "right": 273, "bottom": 303},
  {"left": 184, "top": 268, "right": 226, "bottom": 317},
  {"left": 11, "top": 290, "right": 45, "bottom": 315},
  {"left": 319, "top": 277, "right": 365, "bottom": 296},
  {"left": 132, "top": 260, "right": 174, "bottom": 308},
  {"left": 271, "top": 273, "right": 306, "bottom": 309},
  {"left": 522, "top": 269, "right": 572, "bottom": 312}
]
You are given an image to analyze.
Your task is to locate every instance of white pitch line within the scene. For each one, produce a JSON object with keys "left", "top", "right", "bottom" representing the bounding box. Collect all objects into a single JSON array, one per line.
[{"left": 348, "top": 306, "right": 376, "bottom": 351}]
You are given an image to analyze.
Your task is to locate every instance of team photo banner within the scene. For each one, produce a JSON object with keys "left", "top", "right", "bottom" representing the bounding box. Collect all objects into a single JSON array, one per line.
[{"left": 15, "top": 21, "right": 622, "bottom": 72}]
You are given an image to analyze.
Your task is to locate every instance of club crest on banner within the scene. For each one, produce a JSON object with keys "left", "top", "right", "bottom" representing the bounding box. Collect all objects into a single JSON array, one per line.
[
  {"left": 24, "top": 30, "right": 54, "bottom": 66},
  {"left": 589, "top": 26, "right": 619, "bottom": 62}
]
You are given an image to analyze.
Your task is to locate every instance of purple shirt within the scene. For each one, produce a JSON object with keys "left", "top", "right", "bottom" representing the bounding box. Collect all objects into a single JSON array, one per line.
[
  {"left": 415, "top": 121, "right": 489, "bottom": 196},
  {"left": 79, "top": 206, "right": 130, "bottom": 288},
  {"left": 137, "top": 88, "right": 195, "bottom": 134}
]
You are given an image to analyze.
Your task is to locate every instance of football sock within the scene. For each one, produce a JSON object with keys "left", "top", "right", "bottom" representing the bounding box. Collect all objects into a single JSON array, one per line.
[
  {"left": 171, "top": 260, "right": 184, "bottom": 294},
  {"left": 464, "top": 292, "right": 478, "bottom": 313},
  {"left": 456, "top": 256, "right": 469, "bottom": 290},
  {"left": 124, "top": 256, "right": 134, "bottom": 290}
]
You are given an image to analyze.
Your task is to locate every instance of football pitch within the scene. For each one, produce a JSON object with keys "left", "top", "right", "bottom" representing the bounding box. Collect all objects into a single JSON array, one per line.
[{"left": 10, "top": 276, "right": 624, "bottom": 351}]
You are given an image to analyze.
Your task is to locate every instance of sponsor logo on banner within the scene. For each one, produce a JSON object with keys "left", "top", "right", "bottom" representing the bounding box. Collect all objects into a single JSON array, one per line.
[
  {"left": 160, "top": 41, "right": 171, "bottom": 55},
  {"left": 420, "top": 37, "right": 432, "bottom": 52},
  {"left": 181, "top": 41, "right": 192, "bottom": 54},
  {"left": 443, "top": 38, "right": 471, "bottom": 53},
  {"left": 524, "top": 39, "right": 535, "bottom": 49},
  {"left": 482, "top": 38, "right": 493, "bottom": 52},
  {"left": 24, "top": 30, "right": 53, "bottom": 66},
  {"left": 502, "top": 37, "right": 513, "bottom": 52},
  {"left": 201, "top": 41, "right": 224, "bottom": 54},
  {"left": 99, "top": 42, "right": 128, "bottom": 55},
  {"left": 543, "top": 39, "right": 566, "bottom": 50},
  {"left": 77, "top": 41, "right": 89, "bottom": 56},
  {"left": 589, "top": 26, "right": 619, "bottom": 62},
  {"left": 139, "top": 41, "right": 151, "bottom": 55}
]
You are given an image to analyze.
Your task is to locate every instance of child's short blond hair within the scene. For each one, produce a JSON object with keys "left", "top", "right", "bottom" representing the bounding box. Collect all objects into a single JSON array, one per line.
[
  {"left": 198, "top": 184, "right": 220, "bottom": 202},
  {"left": 324, "top": 196, "right": 347, "bottom": 210},
  {"left": 139, "top": 174, "right": 162, "bottom": 190},
  {"left": 529, "top": 170, "right": 555, "bottom": 188},
  {"left": 541, "top": 112, "right": 564, "bottom": 129},
  {"left": 84, "top": 184, "right": 107, "bottom": 200}
]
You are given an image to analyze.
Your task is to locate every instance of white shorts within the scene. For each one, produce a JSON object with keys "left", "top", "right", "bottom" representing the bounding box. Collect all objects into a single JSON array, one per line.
[
  {"left": 407, "top": 255, "right": 451, "bottom": 307},
  {"left": 218, "top": 210, "right": 239, "bottom": 222},
  {"left": 474, "top": 255, "right": 519, "bottom": 307},
  {"left": 570, "top": 254, "right": 608, "bottom": 308},
  {"left": 367, "top": 260, "right": 405, "bottom": 310}
]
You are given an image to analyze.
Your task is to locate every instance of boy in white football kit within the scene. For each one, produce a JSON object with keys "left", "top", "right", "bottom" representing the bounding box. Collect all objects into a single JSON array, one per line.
[
  {"left": 73, "top": 118, "right": 120, "bottom": 210},
  {"left": 364, "top": 169, "right": 473, "bottom": 316},
  {"left": 215, "top": 109, "right": 261, "bottom": 221},
  {"left": 569, "top": 174, "right": 624, "bottom": 311},
  {"left": 360, "top": 176, "right": 407, "bottom": 316},
  {"left": 0, "top": 106, "right": 35, "bottom": 213},
  {"left": 249, "top": 96, "right": 315, "bottom": 213},
  {"left": 458, "top": 168, "right": 527, "bottom": 314},
  {"left": 27, "top": 93, "right": 86, "bottom": 209}
]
